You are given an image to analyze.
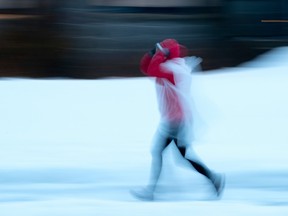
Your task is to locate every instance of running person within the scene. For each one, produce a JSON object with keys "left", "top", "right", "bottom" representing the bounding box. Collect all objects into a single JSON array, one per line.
[{"left": 131, "top": 39, "right": 225, "bottom": 201}]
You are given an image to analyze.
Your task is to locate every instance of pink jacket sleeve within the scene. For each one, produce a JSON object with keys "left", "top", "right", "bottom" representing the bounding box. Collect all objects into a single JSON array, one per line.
[{"left": 140, "top": 51, "right": 175, "bottom": 85}]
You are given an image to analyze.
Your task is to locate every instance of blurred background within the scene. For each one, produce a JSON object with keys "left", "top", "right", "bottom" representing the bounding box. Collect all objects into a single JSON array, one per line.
[{"left": 0, "top": 0, "right": 287, "bottom": 78}]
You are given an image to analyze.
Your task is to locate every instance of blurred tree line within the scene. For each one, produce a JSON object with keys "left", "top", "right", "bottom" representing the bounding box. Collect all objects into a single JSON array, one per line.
[{"left": 0, "top": 0, "right": 287, "bottom": 78}]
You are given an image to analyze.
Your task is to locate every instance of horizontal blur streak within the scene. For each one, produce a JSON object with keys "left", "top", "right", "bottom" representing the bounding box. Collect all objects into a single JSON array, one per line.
[
  {"left": 0, "top": 14, "right": 39, "bottom": 19},
  {"left": 88, "top": 0, "right": 222, "bottom": 7},
  {"left": 0, "top": 0, "right": 287, "bottom": 78}
]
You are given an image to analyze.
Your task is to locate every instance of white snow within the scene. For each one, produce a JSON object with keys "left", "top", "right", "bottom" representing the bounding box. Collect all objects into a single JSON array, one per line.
[{"left": 0, "top": 47, "right": 288, "bottom": 215}]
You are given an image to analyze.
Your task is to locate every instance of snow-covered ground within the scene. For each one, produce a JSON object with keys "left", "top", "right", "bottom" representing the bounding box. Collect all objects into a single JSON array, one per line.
[{"left": 0, "top": 47, "right": 288, "bottom": 215}]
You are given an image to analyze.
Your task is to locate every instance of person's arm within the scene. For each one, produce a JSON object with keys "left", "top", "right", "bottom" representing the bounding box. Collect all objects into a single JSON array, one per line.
[
  {"left": 140, "top": 52, "right": 153, "bottom": 75},
  {"left": 147, "top": 51, "right": 175, "bottom": 85}
]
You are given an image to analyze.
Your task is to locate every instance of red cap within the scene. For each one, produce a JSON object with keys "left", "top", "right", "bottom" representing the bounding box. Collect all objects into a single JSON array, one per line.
[{"left": 160, "top": 39, "right": 188, "bottom": 59}]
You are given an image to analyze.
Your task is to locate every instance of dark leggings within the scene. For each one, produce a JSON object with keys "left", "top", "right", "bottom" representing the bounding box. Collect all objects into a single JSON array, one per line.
[{"left": 164, "top": 137, "right": 212, "bottom": 180}]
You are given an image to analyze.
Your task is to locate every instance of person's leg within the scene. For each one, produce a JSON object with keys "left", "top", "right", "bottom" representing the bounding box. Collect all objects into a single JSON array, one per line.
[
  {"left": 175, "top": 139, "right": 225, "bottom": 197},
  {"left": 130, "top": 133, "right": 172, "bottom": 201},
  {"left": 147, "top": 135, "right": 173, "bottom": 192},
  {"left": 176, "top": 143, "right": 213, "bottom": 179}
]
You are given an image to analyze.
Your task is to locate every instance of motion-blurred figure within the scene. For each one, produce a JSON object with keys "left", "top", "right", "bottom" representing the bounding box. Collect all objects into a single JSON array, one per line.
[{"left": 131, "top": 39, "right": 225, "bottom": 201}]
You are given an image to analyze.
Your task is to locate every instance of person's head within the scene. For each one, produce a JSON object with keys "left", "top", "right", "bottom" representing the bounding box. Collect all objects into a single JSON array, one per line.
[{"left": 159, "top": 39, "right": 188, "bottom": 59}]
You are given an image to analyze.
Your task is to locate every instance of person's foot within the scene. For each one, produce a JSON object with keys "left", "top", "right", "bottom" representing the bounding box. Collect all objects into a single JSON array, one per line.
[
  {"left": 211, "top": 173, "right": 225, "bottom": 198},
  {"left": 130, "top": 187, "right": 154, "bottom": 201}
]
